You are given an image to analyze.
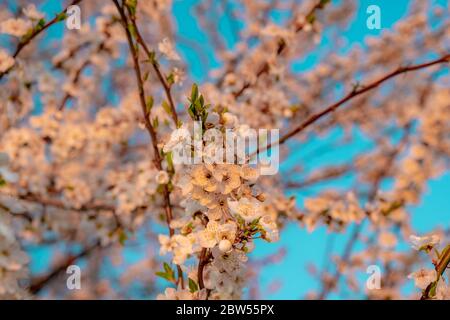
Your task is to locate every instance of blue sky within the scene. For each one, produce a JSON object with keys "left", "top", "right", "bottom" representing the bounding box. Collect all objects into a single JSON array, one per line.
[{"left": 16, "top": 0, "right": 449, "bottom": 299}]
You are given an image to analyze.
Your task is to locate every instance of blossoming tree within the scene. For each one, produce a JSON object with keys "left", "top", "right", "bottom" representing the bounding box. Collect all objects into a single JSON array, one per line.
[{"left": 0, "top": 0, "right": 449, "bottom": 300}]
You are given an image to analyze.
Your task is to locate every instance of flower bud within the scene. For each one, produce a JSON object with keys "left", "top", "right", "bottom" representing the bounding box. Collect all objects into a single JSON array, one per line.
[{"left": 219, "top": 239, "right": 232, "bottom": 252}]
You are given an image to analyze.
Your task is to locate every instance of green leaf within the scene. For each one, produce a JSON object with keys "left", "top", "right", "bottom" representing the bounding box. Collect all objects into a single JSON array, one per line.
[
  {"left": 187, "top": 105, "right": 195, "bottom": 120},
  {"left": 149, "top": 51, "right": 156, "bottom": 64},
  {"left": 126, "top": 0, "right": 138, "bottom": 16},
  {"left": 56, "top": 12, "right": 67, "bottom": 22},
  {"left": 306, "top": 14, "right": 316, "bottom": 24},
  {"left": 155, "top": 262, "right": 175, "bottom": 283},
  {"left": 162, "top": 100, "right": 172, "bottom": 115},
  {"left": 146, "top": 96, "right": 154, "bottom": 114},
  {"left": 166, "top": 73, "right": 175, "bottom": 86},
  {"left": 155, "top": 271, "right": 172, "bottom": 281},
  {"left": 152, "top": 117, "right": 159, "bottom": 129},
  {"left": 143, "top": 71, "right": 150, "bottom": 82},
  {"left": 144, "top": 52, "right": 157, "bottom": 65},
  {"left": 118, "top": 230, "right": 128, "bottom": 245},
  {"left": 0, "top": 175, "right": 6, "bottom": 187},
  {"left": 36, "top": 19, "right": 46, "bottom": 30},
  {"left": 166, "top": 152, "right": 174, "bottom": 170},
  {"left": 127, "top": 23, "right": 137, "bottom": 38},
  {"left": 191, "top": 83, "right": 198, "bottom": 102},
  {"left": 188, "top": 278, "right": 198, "bottom": 293}
]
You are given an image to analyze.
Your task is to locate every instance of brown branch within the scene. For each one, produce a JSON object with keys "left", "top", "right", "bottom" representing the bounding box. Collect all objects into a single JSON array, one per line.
[
  {"left": 0, "top": 0, "right": 83, "bottom": 80},
  {"left": 197, "top": 248, "right": 208, "bottom": 290}
]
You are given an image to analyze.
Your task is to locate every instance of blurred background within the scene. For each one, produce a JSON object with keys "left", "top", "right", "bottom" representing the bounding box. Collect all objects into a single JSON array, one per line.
[{"left": 1, "top": 0, "right": 448, "bottom": 299}]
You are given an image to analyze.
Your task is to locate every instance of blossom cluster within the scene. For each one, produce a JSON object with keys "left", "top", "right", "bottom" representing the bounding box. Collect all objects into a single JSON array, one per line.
[
  {"left": 407, "top": 234, "right": 450, "bottom": 300},
  {"left": 157, "top": 106, "right": 279, "bottom": 299}
]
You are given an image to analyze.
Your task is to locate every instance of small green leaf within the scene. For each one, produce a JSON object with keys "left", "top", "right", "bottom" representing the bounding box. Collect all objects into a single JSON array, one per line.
[
  {"left": 166, "top": 152, "right": 174, "bottom": 170},
  {"left": 146, "top": 96, "right": 154, "bottom": 114},
  {"left": 150, "top": 51, "right": 156, "bottom": 64},
  {"left": 188, "top": 278, "right": 198, "bottom": 293},
  {"left": 56, "top": 12, "right": 67, "bottom": 22},
  {"left": 127, "top": 23, "right": 137, "bottom": 38},
  {"left": 306, "top": 14, "right": 316, "bottom": 24},
  {"left": 144, "top": 51, "right": 157, "bottom": 65},
  {"left": 143, "top": 71, "right": 150, "bottom": 82},
  {"left": 0, "top": 176, "right": 6, "bottom": 187},
  {"left": 191, "top": 83, "right": 198, "bottom": 102},
  {"left": 155, "top": 271, "right": 172, "bottom": 282},
  {"left": 36, "top": 19, "right": 46, "bottom": 30},
  {"left": 152, "top": 117, "right": 159, "bottom": 129},
  {"left": 162, "top": 100, "right": 172, "bottom": 115},
  {"left": 166, "top": 73, "right": 175, "bottom": 85},
  {"left": 126, "top": 0, "right": 138, "bottom": 16},
  {"left": 155, "top": 262, "right": 175, "bottom": 283},
  {"left": 118, "top": 230, "right": 127, "bottom": 245}
]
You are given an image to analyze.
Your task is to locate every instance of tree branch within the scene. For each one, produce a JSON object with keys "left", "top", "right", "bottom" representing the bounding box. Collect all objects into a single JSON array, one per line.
[{"left": 258, "top": 53, "right": 450, "bottom": 157}]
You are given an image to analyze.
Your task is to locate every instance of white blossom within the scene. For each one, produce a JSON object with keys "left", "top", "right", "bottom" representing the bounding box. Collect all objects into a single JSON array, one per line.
[
  {"left": 0, "top": 18, "right": 32, "bottom": 37},
  {"left": 408, "top": 269, "right": 437, "bottom": 290},
  {"left": 23, "top": 4, "right": 45, "bottom": 20},
  {"left": 0, "top": 49, "right": 14, "bottom": 73},
  {"left": 409, "top": 234, "right": 440, "bottom": 251},
  {"left": 158, "top": 38, "right": 181, "bottom": 61}
]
